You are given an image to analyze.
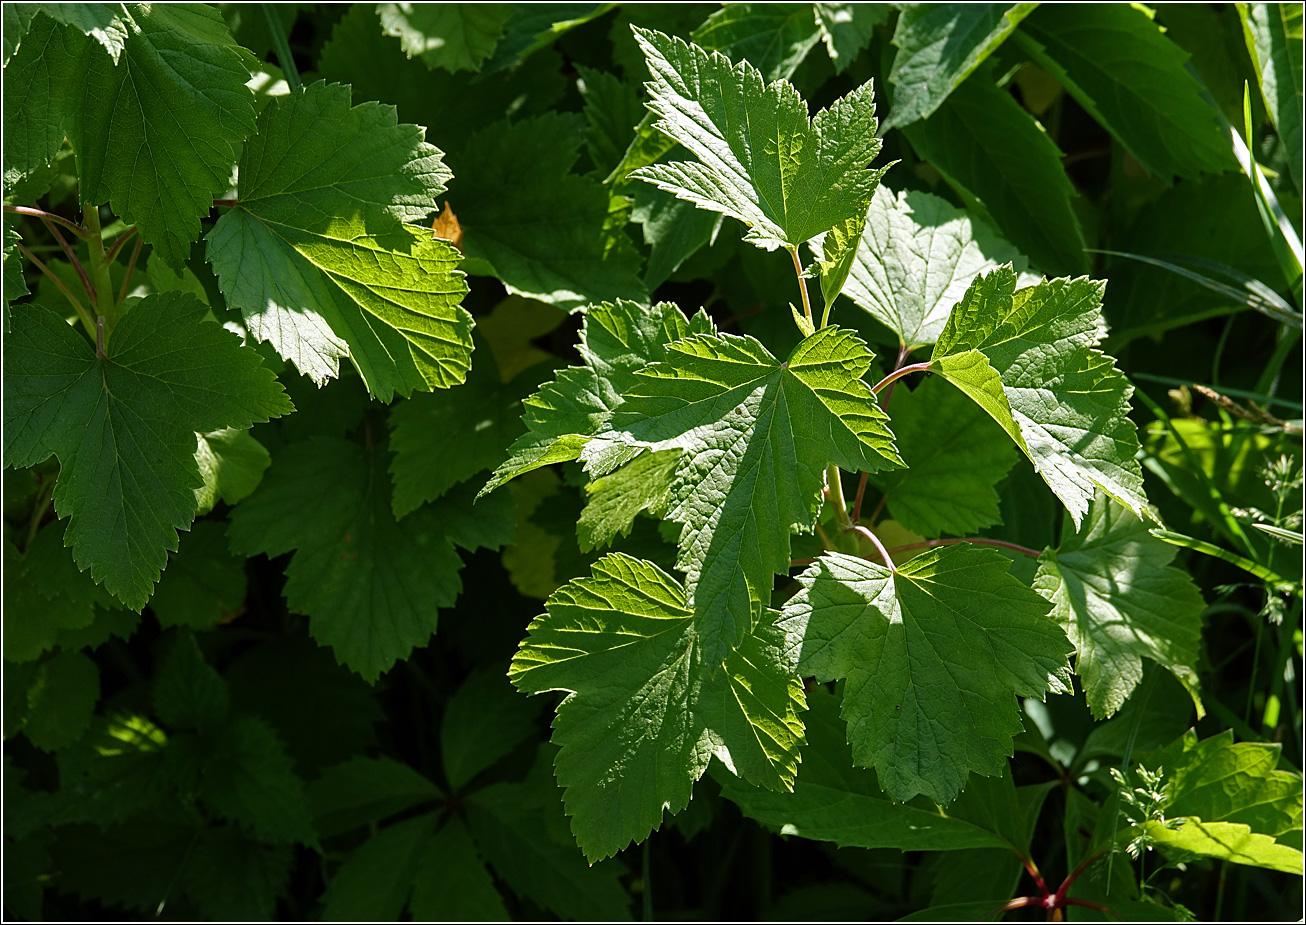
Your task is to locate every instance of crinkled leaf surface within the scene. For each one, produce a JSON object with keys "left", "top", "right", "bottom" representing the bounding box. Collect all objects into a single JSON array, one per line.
[
  {"left": 68, "top": 3, "right": 258, "bottom": 269},
  {"left": 901, "top": 71, "right": 1087, "bottom": 276},
  {"left": 450, "top": 114, "right": 647, "bottom": 310},
  {"left": 630, "top": 27, "right": 887, "bottom": 251},
  {"left": 484, "top": 300, "right": 711, "bottom": 493},
  {"left": 883, "top": 3, "right": 1037, "bottom": 129},
  {"left": 781, "top": 547, "right": 1073, "bottom": 804},
  {"left": 719, "top": 688, "right": 1012, "bottom": 850},
  {"left": 510, "top": 554, "right": 805, "bottom": 861},
  {"left": 25, "top": 3, "right": 131, "bottom": 60},
  {"left": 1239, "top": 2, "right": 1304, "bottom": 192},
  {"left": 874, "top": 376, "right": 1017, "bottom": 538},
  {"left": 228, "top": 438, "right": 513, "bottom": 681},
  {"left": 1034, "top": 494, "right": 1204, "bottom": 719},
  {"left": 930, "top": 266, "right": 1149, "bottom": 528},
  {"left": 207, "top": 80, "right": 472, "bottom": 400},
  {"left": 829, "top": 186, "right": 1033, "bottom": 349},
  {"left": 590, "top": 325, "right": 902, "bottom": 662},
  {"left": 577, "top": 449, "right": 679, "bottom": 551},
  {"left": 1017, "top": 4, "right": 1233, "bottom": 181},
  {"left": 377, "top": 3, "right": 512, "bottom": 72},
  {"left": 3, "top": 294, "right": 292, "bottom": 609}
]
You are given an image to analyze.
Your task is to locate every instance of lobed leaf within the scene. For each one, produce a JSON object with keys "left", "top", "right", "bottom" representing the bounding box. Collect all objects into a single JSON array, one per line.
[
  {"left": 930, "top": 266, "right": 1149, "bottom": 528},
  {"left": 377, "top": 3, "right": 512, "bottom": 72},
  {"left": 510, "top": 554, "right": 805, "bottom": 862},
  {"left": 782, "top": 547, "right": 1073, "bottom": 804},
  {"left": 3, "top": 294, "right": 292, "bottom": 609},
  {"left": 1034, "top": 493, "right": 1205, "bottom": 719},
  {"left": 630, "top": 27, "right": 888, "bottom": 251},
  {"left": 207, "top": 80, "right": 472, "bottom": 400}
]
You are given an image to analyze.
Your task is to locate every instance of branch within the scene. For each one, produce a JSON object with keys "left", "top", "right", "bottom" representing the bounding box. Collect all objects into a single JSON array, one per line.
[
  {"left": 104, "top": 225, "right": 138, "bottom": 263},
  {"left": 871, "top": 361, "right": 933, "bottom": 395},
  {"left": 117, "top": 236, "right": 143, "bottom": 304},
  {"left": 16, "top": 242, "right": 96, "bottom": 337},
  {"left": 39, "top": 215, "right": 97, "bottom": 307},
  {"left": 788, "top": 245, "right": 813, "bottom": 327},
  {"left": 852, "top": 525, "right": 896, "bottom": 573},
  {"left": 4, "top": 205, "right": 89, "bottom": 238}
]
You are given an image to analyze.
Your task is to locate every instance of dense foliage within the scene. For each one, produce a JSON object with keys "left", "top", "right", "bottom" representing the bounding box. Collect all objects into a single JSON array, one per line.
[{"left": 3, "top": 3, "right": 1303, "bottom": 921}]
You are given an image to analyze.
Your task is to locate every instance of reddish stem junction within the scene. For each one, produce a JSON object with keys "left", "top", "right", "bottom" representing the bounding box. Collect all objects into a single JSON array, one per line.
[{"left": 995, "top": 853, "right": 1114, "bottom": 921}]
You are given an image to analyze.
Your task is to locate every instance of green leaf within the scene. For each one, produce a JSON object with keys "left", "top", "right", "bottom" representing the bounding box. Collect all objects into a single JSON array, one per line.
[
  {"left": 388, "top": 342, "right": 529, "bottom": 518},
  {"left": 3, "top": 294, "right": 292, "bottom": 609},
  {"left": 720, "top": 688, "right": 1012, "bottom": 850},
  {"left": 883, "top": 3, "right": 1038, "bottom": 129},
  {"left": 377, "top": 3, "right": 513, "bottom": 72},
  {"left": 484, "top": 299, "right": 710, "bottom": 493},
  {"left": 481, "top": 3, "right": 614, "bottom": 73},
  {"left": 1144, "top": 818, "right": 1304, "bottom": 874},
  {"left": 194, "top": 427, "right": 271, "bottom": 516},
  {"left": 688, "top": 3, "right": 822, "bottom": 82},
  {"left": 1, "top": 13, "right": 76, "bottom": 186},
  {"left": 54, "top": 606, "right": 140, "bottom": 653},
  {"left": 811, "top": 209, "right": 868, "bottom": 319},
  {"left": 829, "top": 186, "right": 1034, "bottom": 350},
  {"left": 630, "top": 27, "right": 888, "bottom": 251},
  {"left": 930, "top": 266, "right": 1149, "bottom": 528},
  {"left": 308, "top": 756, "right": 441, "bottom": 839},
  {"left": 182, "top": 827, "right": 293, "bottom": 922},
  {"left": 150, "top": 521, "right": 247, "bottom": 630},
  {"left": 322, "top": 812, "right": 437, "bottom": 921},
  {"left": 578, "top": 65, "right": 645, "bottom": 177},
  {"left": 815, "top": 3, "right": 891, "bottom": 74},
  {"left": 781, "top": 546, "right": 1073, "bottom": 804},
  {"left": 592, "top": 325, "right": 901, "bottom": 661},
  {"left": 2, "top": 4, "right": 39, "bottom": 65},
  {"left": 207, "top": 80, "right": 472, "bottom": 400},
  {"left": 465, "top": 748, "right": 633, "bottom": 918},
  {"left": 441, "top": 669, "right": 542, "bottom": 792},
  {"left": 21, "top": 650, "right": 99, "bottom": 751},
  {"left": 450, "top": 114, "right": 648, "bottom": 310},
  {"left": 901, "top": 70, "right": 1087, "bottom": 275},
  {"left": 510, "top": 554, "right": 805, "bottom": 862},
  {"left": 3, "top": 214, "right": 28, "bottom": 329},
  {"left": 152, "top": 631, "right": 230, "bottom": 731},
  {"left": 1034, "top": 494, "right": 1205, "bottom": 719},
  {"left": 53, "top": 820, "right": 198, "bottom": 914},
  {"left": 4, "top": 522, "right": 116, "bottom": 662},
  {"left": 1146, "top": 729, "right": 1303, "bottom": 837},
  {"left": 68, "top": 4, "right": 258, "bottom": 269},
  {"left": 1016, "top": 4, "right": 1233, "bottom": 181},
  {"left": 1238, "top": 2, "right": 1304, "bottom": 192},
  {"left": 200, "top": 715, "right": 317, "bottom": 847},
  {"left": 410, "top": 818, "right": 509, "bottom": 921},
  {"left": 873, "top": 376, "right": 1017, "bottom": 538},
  {"left": 577, "top": 448, "right": 679, "bottom": 551},
  {"left": 228, "top": 438, "right": 511, "bottom": 682},
  {"left": 27, "top": 3, "right": 131, "bottom": 61}
]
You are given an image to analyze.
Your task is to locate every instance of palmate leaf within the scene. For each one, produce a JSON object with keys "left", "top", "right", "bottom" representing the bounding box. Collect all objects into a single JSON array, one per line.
[
  {"left": 483, "top": 300, "right": 712, "bottom": 493},
  {"left": 1034, "top": 493, "right": 1205, "bottom": 719},
  {"left": 510, "top": 554, "right": 805, "bottom": 862},
  {"left": 822, "top": 186, "right": 1034, "bottom": 350},
  {"left": 68, "top": 4, "right": 259, "bottom": 269},
  {"left": 781, "top": 547, "right": 1073, "bottom": 804},
  {"left": 228, "top": 439, "right": 514, "bottom": 682},
  {"left": 630, "top": 27, "right": 888, "bottom": 251},
  {"left": 588, "top": 325, "right": 902, "bottom": 662},
  {"left": 929, "top": 265, "right": 1149, "bottom": 528},
  {"left": 883, "top": 3, "right": 1038, "bottom": 129},
  {"left": 3, "top": 294, "right": 292, "bottom": 609},
  {"left": 207, "top": 80, "right": 472, "bottom": 401}
]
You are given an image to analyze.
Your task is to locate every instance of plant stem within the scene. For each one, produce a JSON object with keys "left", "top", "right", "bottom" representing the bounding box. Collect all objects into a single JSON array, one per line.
[
  {"left": 788, "top": 245, "right": 813, "bottom": 327},
  {"left": 16, "top": 242, "right": 95, "bottom": 337},
  {"left": 852, "top": 346, "right": 913, "bottom": 525},
  {"left": 81, "top": 207, "right": 119, "bottom": 330},
  {"left": 872, "top": 361, "right": 933, "bottom": 395},
  {"left": 886, "top": 537, "right": 1043, "bottom": 558},
  {"left": 826, "top": 465, "right": 851, "bottom": 531},
  {"left": 851, "top": 472, "right": 869, "bottom": 524},
  {"left": 853, "top": 525, "right": 896, "bottom": 573},
  {"left": 263, "top": 4, "right": 303, "bottom": 91},
  {"left": 40, "top": 216, "right": 97, "bottom": 307},
  {"left": 4, "top": 204, "right": 89, "bottom": 238},
  {"left": 104, "top": 225, "right": 138, "bottom": 263},
  {"left": 118, "top": 236, "right": 143, "bottom": 304}
]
